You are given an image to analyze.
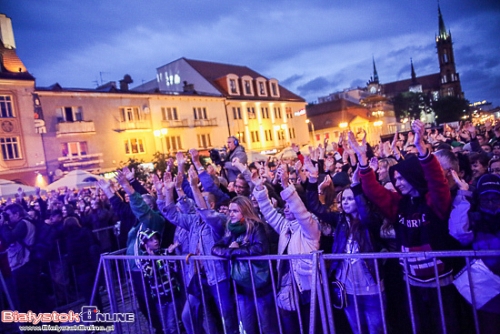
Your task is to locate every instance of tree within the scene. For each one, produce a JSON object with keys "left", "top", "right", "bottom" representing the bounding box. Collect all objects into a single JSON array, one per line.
[
  {"left": 392, "top": 92, "right": 433, "bottom": 122},
  {"left": 432, "top": 96, "right": 469, "bottom": 124},
  {"left": 118, "top": 157, "right": 149, "bottom": 182}
]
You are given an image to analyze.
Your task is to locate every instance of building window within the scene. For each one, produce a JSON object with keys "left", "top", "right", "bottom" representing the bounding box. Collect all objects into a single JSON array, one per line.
[
  {"left": 261, "top": 107, "right": 269, "bottom": 119},
  {"left": 0, "top": 95, "right": 14, "bottom": 118},
  {"left": 289, "top": 128, "right": 296, "bottom": 139},
  {"left": 232, "top": 107, "right": 242, "bottom": 120},
  {"left": 197, "top": 134, "right": 212, "bottom": 148},
  {"left": 447, "top": 88, "right": 454, "bottom": 96},
  {"left": 229, "top": 79, "right": 238, "bottom": 94},
  {"left": 56, "top": 106, "right": 83, "bottom": 122},
  {"left": 277, "top": 130, "right": 285, "bottom": 140},
  {"left": 264, "top": 129, "right": 273, "bottom": 141},
  {"left": 251, "top": 131, "right": 259, "bottom": 143},
  {"left": 258, "top": 82, "right": 266, "bottom": 95},
  {"left": 274, "top": 107, "right": 281, "bottom": 120},
  {"left": 286, "top": 107, "right": 293, "bottom": 119},
  {"left": 0, "top": 137, "right": 21, "bottom": 160},
  {"left": 271, "top": 82, "right": 278, "bottom": 96},
  {"left": 61, "top": 141, "right": 88, "bottom": 157},
  {"left": 244, "top": 80, "right": 252, "bottom": 95},
  {"left": 166, "top": 136, "right": 182, "bottom": 151},
  {"left": 236, "top": 131, "right": 246, "bottom": 143},
  {"left": 247, "top": 107, "right": 256, "bottom": 119},
  {"left": 161, "top": 107, "right": 178, "bottom": 121},
  {"left": 124, "top": 138, "right": 145, "bottom": 154},
  {"left": 119, "top": 107, "right": 143, "bottom": 122},
  {"left": 193, "top": 107, "right": 208, "bottom": 120}
]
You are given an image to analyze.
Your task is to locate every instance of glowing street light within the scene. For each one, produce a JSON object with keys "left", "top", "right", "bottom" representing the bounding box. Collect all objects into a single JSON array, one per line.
[
  {"left": 339, "top": 122, "right": 348, "bottom": 128},
  {"left": 153, "top": 128, "right": 168, "bottom": 153}
]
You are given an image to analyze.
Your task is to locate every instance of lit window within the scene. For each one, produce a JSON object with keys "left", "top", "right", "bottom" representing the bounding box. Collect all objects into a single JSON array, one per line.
[
  {"left": 166, "top": 136, "right": 182, "bottom": 151},
  {"left": 61, "top": 141, "right": 88, "bottom": 157},
  {"left": 124, "top": 138, "right": 145, "bottom": 154},
  {"left": 0, "top": 137, "right": 21, "bottom": 160},
  {"left": 0, "top": 95, "right": 14, "bottom": 118}
]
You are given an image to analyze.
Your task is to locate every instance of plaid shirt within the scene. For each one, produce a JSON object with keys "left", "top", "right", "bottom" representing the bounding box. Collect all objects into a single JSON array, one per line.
[{"left": 140, "top": 249, "right": 180, "bottom": 303}]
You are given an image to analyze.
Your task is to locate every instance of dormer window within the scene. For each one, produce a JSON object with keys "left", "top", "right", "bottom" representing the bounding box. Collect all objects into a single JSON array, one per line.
[
  {"left": 259, "top": 82, "right": 265, "bottom": 95},
  {"left": 256, "top": 77, "right": 267, "bottom": 97},
  {"left": 230, "top": 79, "right": 237, "bottom": 94},
  {"left": 269, "top": 79, "right": 280, "bottom": 97},
  {"left": 241, "top": 75, "right": 253, "bottom": 96},
  {"left": 226, "top": 74, "right": 240, "bottom": 95}
]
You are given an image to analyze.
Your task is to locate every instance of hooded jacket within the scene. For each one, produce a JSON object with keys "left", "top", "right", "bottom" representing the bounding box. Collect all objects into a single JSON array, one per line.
[{"left": 360, "top": 151, "right": 458, "bottom": 284}]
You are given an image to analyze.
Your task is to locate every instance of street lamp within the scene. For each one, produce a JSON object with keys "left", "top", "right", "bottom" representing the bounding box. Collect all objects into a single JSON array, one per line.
[
  {"left": 305, "top": 119, "right": 316, "bottom": 146},
  {"left": 153, "top": 128, "right": 168, "bottom": 153}
]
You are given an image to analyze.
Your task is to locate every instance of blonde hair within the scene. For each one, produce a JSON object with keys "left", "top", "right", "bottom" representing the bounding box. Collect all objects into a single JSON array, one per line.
[{"left": 229, "top": 196, "right": 262, "bottom": 242}]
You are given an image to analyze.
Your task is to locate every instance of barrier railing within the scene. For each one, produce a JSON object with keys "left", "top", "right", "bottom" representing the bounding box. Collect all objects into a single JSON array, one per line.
[{"left": 91, "top": 250, "right": 500, "bottom": 334}]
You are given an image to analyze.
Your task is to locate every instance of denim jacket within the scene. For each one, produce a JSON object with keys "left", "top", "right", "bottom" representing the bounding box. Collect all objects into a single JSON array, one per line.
[{"left": 157, "top": 199, "right": 227, "bottom": 286}]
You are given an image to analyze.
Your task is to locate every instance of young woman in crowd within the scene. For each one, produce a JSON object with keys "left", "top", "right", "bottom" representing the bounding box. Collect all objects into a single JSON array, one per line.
[{"left": 211, "top": 196, "right": 278, "bottom": 334}]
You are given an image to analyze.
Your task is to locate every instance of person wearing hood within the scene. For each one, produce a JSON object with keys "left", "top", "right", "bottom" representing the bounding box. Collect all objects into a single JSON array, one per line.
[
  {"left": 450, "top": 173, "right": 500, "bottom": 333},
  {"left": 349, "top": 120, "right": 462, "bottom": 334}
]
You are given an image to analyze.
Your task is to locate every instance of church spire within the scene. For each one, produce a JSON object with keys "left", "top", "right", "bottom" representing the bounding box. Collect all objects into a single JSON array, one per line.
[
  {"left": 372, "top": 56, "right": 379, "bottom": 84},
  {"left": 437, "top": 3, "right": 449, "bottom": 40},
  {"left": 410, "top": 58, "right": 418, "bottom": 85}
]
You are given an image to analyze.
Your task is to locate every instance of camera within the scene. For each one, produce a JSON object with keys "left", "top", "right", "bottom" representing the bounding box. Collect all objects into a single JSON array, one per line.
[{"left": 210, "top": 148, "right": 227, "bottom": 165}]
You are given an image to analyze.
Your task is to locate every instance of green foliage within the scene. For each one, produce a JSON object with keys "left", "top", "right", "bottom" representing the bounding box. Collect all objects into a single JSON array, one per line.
[
  {"left": 432, "top": 96, "right": 470, "bottom": 124},
  {"left": 392, "top": 92, "right": 433, "bottom": 122},
  {"left": 118, "top": 157, "right": 148, "bottom": 182},
  {"left": 151, "top": 151, "right": 173, "bottom": 178}
]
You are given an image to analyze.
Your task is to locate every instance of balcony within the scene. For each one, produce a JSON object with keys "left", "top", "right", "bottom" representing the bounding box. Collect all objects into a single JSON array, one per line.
[
  {"left": 58, "top": 153, "right": 104, "bottom": 169},
  {"left": 161, "top": 119, "right": 189, "bottom": 128},
  {"left": 56, "top": 121, "right": 96, "bottom": 137},
  {"left": 193, "top": 118, "right": 218, "bottom": 127},
  {"left": 113, "top": 120, "right": 151, "bottom": 133}
]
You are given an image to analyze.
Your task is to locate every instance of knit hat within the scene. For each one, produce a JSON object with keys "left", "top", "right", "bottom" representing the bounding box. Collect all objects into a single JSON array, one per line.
[
  {"left": 332, "top": 172, "right": 351, "bottom": 188},
  {"left": 139, "top": 228, "right": 160, "bottom": 249},
  {"left": 477, "top": 174, "right": 500, "bottom": 196},
  {"left": 389, "top": 155, "right": 428, "bottom": 196}
]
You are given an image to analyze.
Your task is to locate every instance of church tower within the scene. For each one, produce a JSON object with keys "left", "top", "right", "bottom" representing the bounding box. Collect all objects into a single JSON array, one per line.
[
  {"left": 436, "top": 5, "right": 463, "bottom": 98},
  {"left": 367, "top": 56, "right": 380, "bottom": 94}
]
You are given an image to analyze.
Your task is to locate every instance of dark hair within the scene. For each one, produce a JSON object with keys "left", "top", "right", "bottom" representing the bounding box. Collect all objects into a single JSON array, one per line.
[
  {"left": 469, "top": 152, "right": 489, "bottom": 168},
  {"left": 456, "top": 152, "right": 473, "bottom": 183},
  {"left": 4, "top": 203, "right": 26, "bottom": 217}
]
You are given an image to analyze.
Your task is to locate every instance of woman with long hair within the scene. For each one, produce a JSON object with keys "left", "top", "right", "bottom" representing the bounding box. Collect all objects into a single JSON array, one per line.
[
  {"left": 305, "top": 163, "right": 385, "bottom": 334},
  {"left": 212, "top": 196, "right": 278, "bottom": 334}
]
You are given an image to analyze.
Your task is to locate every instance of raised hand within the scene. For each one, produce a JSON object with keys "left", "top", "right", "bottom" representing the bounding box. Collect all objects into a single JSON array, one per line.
[
  {"left": 176, "top": 151, "right": 186, "bottom": 165},
  {"left": 352, "top": 164, "right": 361, "bottom": 185},
  {"left": 164, "top": 172, "right": 175, "bottom": 192},
  {"left": 232, "top": 157, "right": 246, "bottom": 172},
  {"left": 187, "top": 165, "right": 199, "bottom": 187},
  {"left": 319, "top": 174, "right": 332, "bottom": 192},
  {"left": 116, "top": 170, "right": 129, "bottom": 186},
  {"left": 369, "top": 157, "right": 379, "bottom": 172},
  {"left": 303, "top": 155, "right": 318, "bottom": 178},
  {"left": 411, "top": 120, "right": 427, "bottom": 155},
  {"left": 451, "top": 169, "right": 469, "bottom": 191},
  {"left": 122, "top": 166, "right": 135, "bottom": 181},
  {"left": 280, "top": 164, "right": 289, "bottom": 187},
  {"left": 152, "top": 174, "right": 163, "bottom": 194},
  {"left": 347, "top": 131, "right": 367, "bottom": 164},
  {"left": 189, "top": 148, "right": 200, "bottom": 162}
]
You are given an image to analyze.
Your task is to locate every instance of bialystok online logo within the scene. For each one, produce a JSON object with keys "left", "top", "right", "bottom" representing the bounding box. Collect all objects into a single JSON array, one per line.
[{"left": 1, "top": 306, "right": 135, "bottom": 325}]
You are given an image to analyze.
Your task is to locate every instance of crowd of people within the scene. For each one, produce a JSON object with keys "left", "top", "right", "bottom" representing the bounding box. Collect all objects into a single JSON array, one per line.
[{"left": 1, "top": 119, "right": 500, "bottom": 334}]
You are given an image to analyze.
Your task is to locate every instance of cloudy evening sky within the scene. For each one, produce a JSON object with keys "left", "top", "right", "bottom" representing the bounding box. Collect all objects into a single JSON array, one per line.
[{"left": 3, "top": 0, "right": 500, "bottom": 107}]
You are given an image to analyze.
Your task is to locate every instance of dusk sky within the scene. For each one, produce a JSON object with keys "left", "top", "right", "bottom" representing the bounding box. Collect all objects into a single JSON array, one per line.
[{"left": 4, "top": 0, "right": 500, "bottom": 107}]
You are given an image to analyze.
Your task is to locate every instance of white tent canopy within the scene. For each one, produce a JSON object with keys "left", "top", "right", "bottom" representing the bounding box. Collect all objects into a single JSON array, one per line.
[
  {"left": 0, "top": 179, "right": 43, "bottom": 199},
  {"left": 45, "top": 170, "right": 105, "bottom": 191}
]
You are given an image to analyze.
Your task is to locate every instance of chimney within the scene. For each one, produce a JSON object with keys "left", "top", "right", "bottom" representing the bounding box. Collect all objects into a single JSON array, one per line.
[
  {"left": 183, "top": 81, "right": 195, "bottom": 93},
  {"left": 0, "top": 14, "right": 16, "bottom": 49},
  {"left": 120, "top": 74, "right": 133, "bottom": 91}
]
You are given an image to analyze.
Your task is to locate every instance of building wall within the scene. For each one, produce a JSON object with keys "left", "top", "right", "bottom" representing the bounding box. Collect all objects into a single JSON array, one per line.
[
  {"left": 0, "top": 79, "right": 46, "bottom": 185},
  {"left": 37, "top": 91, "right": 155, "bottom": 178}
]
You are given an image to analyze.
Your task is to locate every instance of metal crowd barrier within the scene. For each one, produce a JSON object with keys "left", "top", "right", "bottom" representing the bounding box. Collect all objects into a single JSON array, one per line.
[{"left": 91, "top": 250, "right": 500, "bottom": 334}]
